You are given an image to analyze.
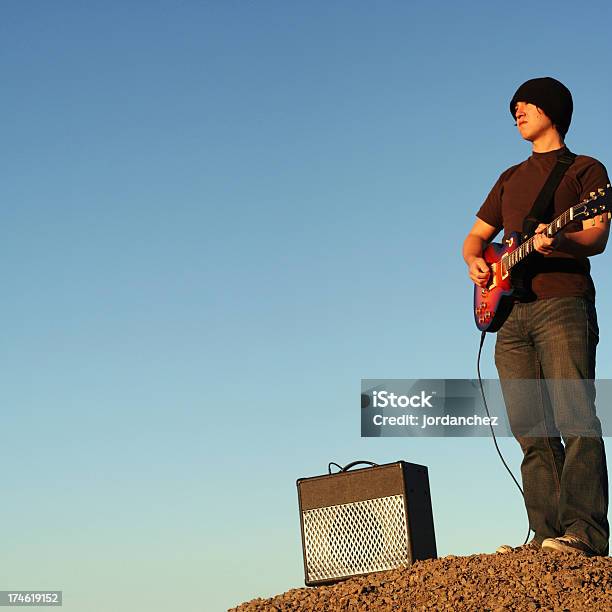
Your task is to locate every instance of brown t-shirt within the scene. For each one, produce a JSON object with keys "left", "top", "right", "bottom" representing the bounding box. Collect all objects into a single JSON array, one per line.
[{"left": 477, "top": 146, "right": 609, "bottom": 302}]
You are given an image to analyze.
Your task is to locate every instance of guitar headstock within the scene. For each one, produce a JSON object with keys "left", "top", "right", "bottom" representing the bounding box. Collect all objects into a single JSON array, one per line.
[{"left": 573, "top": 183, "right": 612, "bottom": 222}]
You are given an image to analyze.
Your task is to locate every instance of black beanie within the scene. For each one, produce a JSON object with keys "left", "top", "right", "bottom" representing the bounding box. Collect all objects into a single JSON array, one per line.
[{"left": 509, "top": 77, "right": 573, "bottom": 137}]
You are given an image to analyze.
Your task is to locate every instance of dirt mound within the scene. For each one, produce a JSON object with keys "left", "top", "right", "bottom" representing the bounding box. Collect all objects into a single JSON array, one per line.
[{"left": 230, "top": 549, "right": 612, "bottom": 611}]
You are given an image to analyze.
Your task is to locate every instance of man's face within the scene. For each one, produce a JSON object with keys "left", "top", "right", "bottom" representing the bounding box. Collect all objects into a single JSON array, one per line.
[{"left": 514, "top": 101, "right": 557, "bottom": 142}]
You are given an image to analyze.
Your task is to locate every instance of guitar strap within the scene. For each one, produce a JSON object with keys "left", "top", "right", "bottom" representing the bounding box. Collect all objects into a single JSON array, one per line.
[{"left": 521, "top": 150, "right": 577, "bottom": 240}]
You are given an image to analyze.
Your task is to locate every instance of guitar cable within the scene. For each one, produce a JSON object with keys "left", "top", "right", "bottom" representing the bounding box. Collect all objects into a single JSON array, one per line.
[{"left": 477, "top": 330, "right": 532, "bottom": 547}]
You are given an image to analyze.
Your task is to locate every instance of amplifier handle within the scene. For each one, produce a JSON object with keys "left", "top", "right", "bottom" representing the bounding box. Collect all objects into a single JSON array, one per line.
[
  {"left": 327, "top": 460, "right": 379, "bottom": 474},
  {"left": 341, "top": 460, "right": 378, "bottom": 472}
]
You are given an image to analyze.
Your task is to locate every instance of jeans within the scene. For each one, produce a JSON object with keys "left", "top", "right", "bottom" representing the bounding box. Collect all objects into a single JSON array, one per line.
[{"left": 494, "top": 297, "right": 609, "bottom": 555}]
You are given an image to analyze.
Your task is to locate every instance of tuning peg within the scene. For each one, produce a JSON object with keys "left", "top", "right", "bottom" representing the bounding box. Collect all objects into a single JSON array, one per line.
[
  {"left": 598, "top": 188, "right": 605, "bottom": 196},
  {"left": 590, "top": 191, "right": 596, "bottom": 199}
]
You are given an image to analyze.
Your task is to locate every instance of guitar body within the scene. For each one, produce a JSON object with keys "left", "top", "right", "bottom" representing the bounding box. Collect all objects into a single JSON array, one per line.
[{"left": 474, "top": 232, "right": 521, "bottom": 332}]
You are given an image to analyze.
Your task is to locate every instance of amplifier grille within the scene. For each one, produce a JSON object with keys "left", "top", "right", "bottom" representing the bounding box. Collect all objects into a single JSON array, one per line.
[{"left": 302, "top": 494, "right": 410, "bottom": 582}]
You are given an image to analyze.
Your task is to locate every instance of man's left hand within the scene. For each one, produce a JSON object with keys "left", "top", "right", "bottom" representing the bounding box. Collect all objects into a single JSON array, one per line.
[{"left": 533, "top": 223, "right": 561, "bottom": 255}]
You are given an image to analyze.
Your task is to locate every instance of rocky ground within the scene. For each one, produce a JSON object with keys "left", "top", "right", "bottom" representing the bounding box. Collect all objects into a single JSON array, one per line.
[{"left": 230, "top": 548, "right": 612, "bottom": 611}]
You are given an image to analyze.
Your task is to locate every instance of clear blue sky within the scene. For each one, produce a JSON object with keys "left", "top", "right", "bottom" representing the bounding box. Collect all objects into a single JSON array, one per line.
[{"left": 2, "top": 2, "right": 612, "bottom": 611}]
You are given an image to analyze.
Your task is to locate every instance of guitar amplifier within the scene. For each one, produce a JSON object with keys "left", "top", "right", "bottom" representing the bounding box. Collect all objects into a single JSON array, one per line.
[{"left": 297, "top": 460, "right": 437, "bottom": 586}]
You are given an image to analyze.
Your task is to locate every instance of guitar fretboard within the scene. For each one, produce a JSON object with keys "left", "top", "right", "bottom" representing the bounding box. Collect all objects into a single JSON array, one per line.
[{"left": 506, "top": 207, "right": 576, "bottom": 270}]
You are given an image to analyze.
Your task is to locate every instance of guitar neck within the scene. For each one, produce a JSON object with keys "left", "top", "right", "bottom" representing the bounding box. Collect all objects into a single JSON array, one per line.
[
  {"left": 499, "top": 183, "right": 610, "bottom": 271},
  {"left": 506, "top": 206, "right": 579, "bottom": 270}
]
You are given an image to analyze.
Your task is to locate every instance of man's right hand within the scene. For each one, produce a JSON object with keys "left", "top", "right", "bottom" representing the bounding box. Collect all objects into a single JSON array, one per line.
[
  {"left": 467, "top": 257, "right": 490, "bottom": 287},
  {"left": 462, "top": 218, "right": 498, "bottom": 287}
]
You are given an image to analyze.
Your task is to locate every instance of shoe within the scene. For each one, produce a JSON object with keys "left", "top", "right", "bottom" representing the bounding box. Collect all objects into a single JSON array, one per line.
[
  {"left": 495, "top": 539, "right": 540, "bottom": 554},
  {"left": 541, "top": 535, "right": 597, "bottom": 556}
]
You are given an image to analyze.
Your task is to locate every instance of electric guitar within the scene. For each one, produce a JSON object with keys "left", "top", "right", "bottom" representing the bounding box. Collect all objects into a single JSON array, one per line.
[{"left": 474, "top": 185, "right": 612, "bottom": 332}]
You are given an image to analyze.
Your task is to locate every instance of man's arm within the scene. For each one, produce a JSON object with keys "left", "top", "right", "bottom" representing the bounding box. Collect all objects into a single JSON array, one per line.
[
  {"left": 463, "top": 218, "right": 499, "bottom": 287},
  {"left": 533, "top": 159, "right": 612, "bottom": 257},
  {"left": 533, "top": 214, "right": 610, "bottom": 257}
]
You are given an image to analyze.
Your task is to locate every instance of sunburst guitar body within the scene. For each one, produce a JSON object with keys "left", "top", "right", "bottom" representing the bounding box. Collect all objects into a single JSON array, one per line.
[{"left": 474, "top": 233, "right": 521, "bottom": 332}]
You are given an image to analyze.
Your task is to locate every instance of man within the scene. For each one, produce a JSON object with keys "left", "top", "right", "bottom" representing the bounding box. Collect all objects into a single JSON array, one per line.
[{"left": 462, "top": 77, "right": 610, "bottom": 556}]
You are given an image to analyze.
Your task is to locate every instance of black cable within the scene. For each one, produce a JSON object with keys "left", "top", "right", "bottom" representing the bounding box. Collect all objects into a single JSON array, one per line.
[
  {"left": 477, "top": 330, "right": 532, "bottom": 546},
  {"left": 328, "top": 462, "right": 343, "bottom": 474}
]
